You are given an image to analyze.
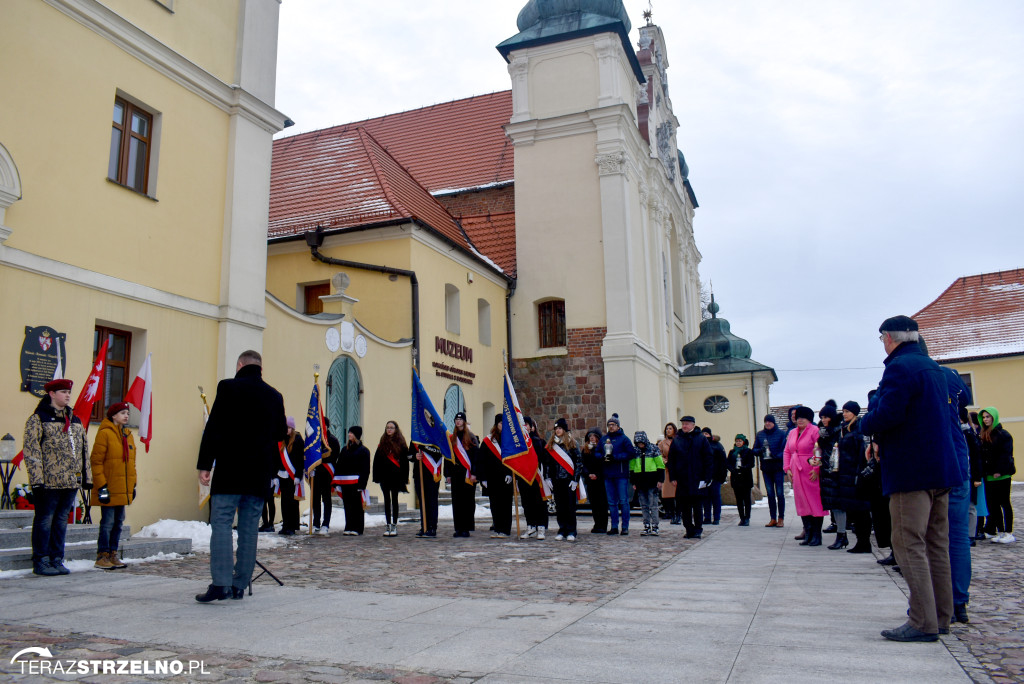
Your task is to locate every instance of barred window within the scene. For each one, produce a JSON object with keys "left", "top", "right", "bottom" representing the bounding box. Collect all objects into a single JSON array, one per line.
[{"left": 538, "top": 300, "right": 566, "bottom": 348}]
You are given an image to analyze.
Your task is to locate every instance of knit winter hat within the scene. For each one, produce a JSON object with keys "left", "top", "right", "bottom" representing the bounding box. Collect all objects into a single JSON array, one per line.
[
  {"left": 554, "top": 417, "right": 569, "bottom": 431},
  {"left": 794, "top": 405, "right": 815, "bottom": 422},
  {"left": 348, "top": 425, "right": 363, "bottom": 440},
  {"left": 735, "top": 434, "right": 748, "bottom": 446},
  {"left": 818, "top": 399, "right": 838, "bottom": 421},
  {"left": 455, "top": 412, "right": 467, "bottom": 422},
  {"left": 606, "top": 413, "right": 620, "bottom": 426},
  {"left": 763, "top": 414, "right": 777, "bottom": 426},
  {"left": 106, "top": 402, "right": 129, "bottom": 419},
  {"left": 842, "top": 401, "right": 861, "bottom": 415},
  {"left": 286, "top": 416, "right": 296, "bottom": 429}
]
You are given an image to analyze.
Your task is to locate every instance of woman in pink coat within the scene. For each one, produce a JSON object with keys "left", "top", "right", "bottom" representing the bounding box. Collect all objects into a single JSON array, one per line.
[{"left": 784, "top": 405, "right": 828, "bottom": 546}]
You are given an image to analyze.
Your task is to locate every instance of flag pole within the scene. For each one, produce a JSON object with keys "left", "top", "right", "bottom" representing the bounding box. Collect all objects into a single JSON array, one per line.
[
  {"left": 418, "top": 456, "right": 427, "bottom": 535},
  {"left": 512, "top": 475, "right": 522, "bottom": 541},
  {"left": 309, "top": 366, "right": 320, "bottom": 536}
]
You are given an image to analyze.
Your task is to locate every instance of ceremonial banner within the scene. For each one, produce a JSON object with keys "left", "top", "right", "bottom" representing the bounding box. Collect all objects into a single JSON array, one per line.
[
  {"left": 410, "top": 370, "right": 450, "bottom": 477},
  {"left": 72, "top": 338, "right": 110, "bottom": 430},
  {"left": 500, "top": 371, "right": 537, "bottom": 483},
  {"left": 303, "top": 382, "right": 328, "bottom": 475}
]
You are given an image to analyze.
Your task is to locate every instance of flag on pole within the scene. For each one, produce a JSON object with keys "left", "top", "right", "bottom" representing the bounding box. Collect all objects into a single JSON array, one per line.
[
  {"left": 303, "top": 381, "right": 328, "bottom": 476},
  {"left": 500, "top": 371, "right": 538, "bottom": 483},
  {"left": 410, "top": 369, "right": 450, "bottom": 478},
  {"left": 53, "top": 338, "right": 64, "bottom": 381},
  {"left": 72, "top": 337, "right": 110, "bottom": 430},
  {"left": 125, "top": 353, "right": 153, "bottom": 452}
]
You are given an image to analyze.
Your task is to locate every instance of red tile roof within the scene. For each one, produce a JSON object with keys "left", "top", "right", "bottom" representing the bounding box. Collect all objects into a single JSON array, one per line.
[
  {"left": 461, "top": 212, "right": 518, "bottom": 277},
  {"left": 913, "top": 268, "right": 1024, "bottom": 362},
  {"left": 268, "top": 127, "right": 470, "bottom": 253},
  {"left": 279, "top": 91, "right": 514, "bottom": 196}
]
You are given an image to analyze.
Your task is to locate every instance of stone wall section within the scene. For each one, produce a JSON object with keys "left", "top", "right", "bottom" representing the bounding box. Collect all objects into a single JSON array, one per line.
[
  {"left": 437, "top": 185, "right": 515, "bottom": 217},
  {"left": 512, "top": 326, "right": 607, "bottom": 434}
]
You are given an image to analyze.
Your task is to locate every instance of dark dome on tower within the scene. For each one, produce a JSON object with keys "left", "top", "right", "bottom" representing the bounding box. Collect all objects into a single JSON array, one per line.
[{"left": 516, "top": 0, "right": 631, "bottom": 33}]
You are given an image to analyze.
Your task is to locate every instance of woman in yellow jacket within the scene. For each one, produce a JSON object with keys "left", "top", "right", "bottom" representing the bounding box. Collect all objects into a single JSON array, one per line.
[{"left": 90, "top": 402, "right": 137, "bottom": 569}]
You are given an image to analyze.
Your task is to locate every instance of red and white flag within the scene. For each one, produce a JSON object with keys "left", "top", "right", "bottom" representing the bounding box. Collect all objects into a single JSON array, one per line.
[
  {"left": 549, "top": 443, "right": 575, "bottom": 476},
  {"left": 125, "top": 353, "right": 153, "bottom": 452},
  {"left": 72, "top": 337, "right": 110, "bottom": 430}
]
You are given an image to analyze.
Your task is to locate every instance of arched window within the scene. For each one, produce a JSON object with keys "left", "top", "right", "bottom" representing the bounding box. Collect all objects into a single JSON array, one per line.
[
  {"left": 443, "top": 384, "right": 466, "bottom": 431},
  {"left": 478, "top": 298, "right": 491, "bottom": 346},
  {"left": 538, "top": 299, "right": 566, "bottom": 348},
  {"left": 326, "top": 356, "right": 362, "bottom": 440},
  {"left": 445, "top": 284, "right": 460, "bottom": 334}
]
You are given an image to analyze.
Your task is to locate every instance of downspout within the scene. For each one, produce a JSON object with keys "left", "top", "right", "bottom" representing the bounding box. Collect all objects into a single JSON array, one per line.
[
  {"left": 506, "top": 279, "right": 516, "bottom": 381},
  {"left": 305, "top": 226, "right": 421, "bottom": 372}
]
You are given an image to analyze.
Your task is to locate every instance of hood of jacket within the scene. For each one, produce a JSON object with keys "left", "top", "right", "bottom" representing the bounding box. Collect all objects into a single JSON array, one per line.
[{"left": 981, "top": 406, "right": 1001, "bottom": 428}]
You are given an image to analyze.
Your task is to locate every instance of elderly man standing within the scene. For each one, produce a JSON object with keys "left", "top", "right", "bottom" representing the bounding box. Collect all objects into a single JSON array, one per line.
[
  {"left": 668, "top": 416, "right": 713, "bottom": 539},
  {"left": 195, "top": 350, "right": 286, "bottom": 602},
  {"left": 860, "top": 316, "right": 961, "bottom": 642},
  {"left": 24, "top": 378, "right": 91, "bottom": 576}
]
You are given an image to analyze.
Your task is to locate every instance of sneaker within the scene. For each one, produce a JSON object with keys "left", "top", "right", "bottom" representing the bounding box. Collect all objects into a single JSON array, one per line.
[
  {"left": 526, "top": 526, "right": 537, "bottom": 538},
  {"left": 343, "top": 530, "right": 357, "bottom": 536},
  {"left": 994, "top": 532, "right": 1015, "bottom": 543},
  {"left": 320, "top": 526, "right": 330, "bottom": 536},
  {"left": 880, "top": 622, "right": 938, "bottom": 642},
  {"left": 51, "top": 558, "right": 71, "bottom": 575},
  {"left": 620, "top": 528, "right": 629, "bottom": 536},
  {"left": 555, "top": 534, "right": 565, "bottom": 541},
  {"left": 536, "top": 527, "right": 546, "bottom": 540},
  {"left": 312, "top": 526, "right": 321, "bottom": 534},
  {"left": 651, "top": 527, "right": 659, "bottom": 536},
  {"left": 1004, "top": 533, "right": 1016, "bottom": 543},
  {"left": 491, "top": 532, "right": 509, "bottom": 539},
  {"left": 566, "top": 534, "right": 576, "bottom": 541}
]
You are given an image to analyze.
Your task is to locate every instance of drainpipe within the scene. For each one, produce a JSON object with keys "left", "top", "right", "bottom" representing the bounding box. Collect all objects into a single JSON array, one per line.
[
  {"left": 305, "top": 226, "right": 421, "bottom": 372},
  {"left": 506, "top": 280, "right": 516, "bottom": 381}
]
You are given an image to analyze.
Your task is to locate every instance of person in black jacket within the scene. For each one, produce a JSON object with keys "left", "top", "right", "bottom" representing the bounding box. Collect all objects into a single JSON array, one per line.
[
  {"left": 701, "top": 427, "right": 727, "bottom": 525},
  {"left": 372, "top": 421, "right": 410, "bottom": 537},
  {"left": 478, "top": 416, "right": 513, "bottom": 538},
  {"left": 277, "top": 417, "right": 304, "bottom": 535},
  {"left": 823, "top": 402, "right": 872, "bottom": 551},
  {"left": 518, "top": 417, "right": 549, "bottom": 539},
  {"left": 752, "top": 415, "right": 788, "bottom": 528},
  {"left": 446, "top": 412, "right": 478, "bottom": 538},
  {"left": 581, "top": 428, "right": 608, "bottom": 533},
  {"left": 196, "top": 350, "right": 286, "bottom": 602},
  {"left": 727, "top": 434, "right": 755, "bottom": 526},
  {"left": 546, "top": 418, "right": 582, "bottom": 540},
  {"left": 980, "top": 407, "right": 1015, "bottom": 543},
  {"left": 816, "top": 401, "right": 844, "bottom": 542},
  {"left": 337, "top": 426, "right": 370, "bottom": 535},
  {"left": 312, "top": 418, "right": 340, "bottom": 535},
  {"left": 668, "top": 416, "right": 713, "bottom": 539}
]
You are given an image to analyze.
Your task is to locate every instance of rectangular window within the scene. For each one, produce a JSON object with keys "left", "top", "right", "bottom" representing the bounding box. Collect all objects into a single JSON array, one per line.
[
  {"left": 445, "top": 284, "right": 461, "bottom": 334},
  {"left": 304, "top": 283, "right": 331, "bottom": 315},
  {"left": 108, "top": 97, "right": 153, "bottom": 193},
  {"left": 477, "top": 298, "right": 491, "bottom": 346},
  {"left": 92, "top": 325, "right": 132, "bottom": 422},
  {"left": 959, "top": 371, "right": 974, "bottom": 405},
  {"left": 538, "top": 300, "right": 566, "bottom": 348}
]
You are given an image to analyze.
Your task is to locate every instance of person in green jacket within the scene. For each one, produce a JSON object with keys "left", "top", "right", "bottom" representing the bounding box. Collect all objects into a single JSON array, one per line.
[
  {"left": 630, "top": 431, "right": 664, "bottom": 536},
  {"left": 979, "top": 407, "right": 1015, "bottom": 544}
]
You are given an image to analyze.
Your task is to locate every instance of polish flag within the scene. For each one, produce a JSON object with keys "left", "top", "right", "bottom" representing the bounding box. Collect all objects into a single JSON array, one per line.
[
  {"left": 125, "top": 353, "right": 153, "bottom": 452},
  {"left": 72, "top": 337, "right": 110, "bottom": 430}
]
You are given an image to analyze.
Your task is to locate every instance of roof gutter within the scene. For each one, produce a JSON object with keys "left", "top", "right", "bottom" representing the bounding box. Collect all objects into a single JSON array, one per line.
[{"left": 305, "top": 225, "right": 421, "bottom": 372}]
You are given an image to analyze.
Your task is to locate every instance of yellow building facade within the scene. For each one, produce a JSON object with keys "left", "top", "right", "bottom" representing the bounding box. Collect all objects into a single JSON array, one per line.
[{"left": 1, "top": 0, "right": 287, "bottom": 526}]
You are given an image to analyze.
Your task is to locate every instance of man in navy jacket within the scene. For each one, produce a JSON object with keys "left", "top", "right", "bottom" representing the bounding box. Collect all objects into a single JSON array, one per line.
[{"left": 860, "top": 316, "right": 960, "bottom": 642}]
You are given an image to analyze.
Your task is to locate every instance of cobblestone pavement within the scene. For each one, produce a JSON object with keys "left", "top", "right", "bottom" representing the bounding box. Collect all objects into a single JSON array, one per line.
[{"left": 123, "top": 513, "right": 706, "bottom": 603}]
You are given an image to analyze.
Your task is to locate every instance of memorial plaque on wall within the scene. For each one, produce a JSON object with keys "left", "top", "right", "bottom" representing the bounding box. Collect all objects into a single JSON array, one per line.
[{"left": 20, "top": 325, "right": 67, "bottom": 397}]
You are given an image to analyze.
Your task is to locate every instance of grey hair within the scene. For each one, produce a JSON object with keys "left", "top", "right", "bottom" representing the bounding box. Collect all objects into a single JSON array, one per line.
[
  {"left": 886, "top": 330, "right": 919, "bottom": 344},
  {"left": 237, "top": 349, "right": 263, "bottom": 367}
]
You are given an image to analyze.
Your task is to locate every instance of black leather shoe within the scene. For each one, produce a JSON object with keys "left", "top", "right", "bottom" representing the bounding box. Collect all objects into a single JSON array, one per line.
[
  {"left": 847, "top": 544, "right": 872, "bottom": 553},
  {"left": 620, "top": 529, "right": 629, "bottom": 536},
  {"left": 231, "top": 587, "right": 245, "bottom": 600},
  {"left": 591, "top": 526, "right": 606, "bottom": 533},
  {"left": 195, "top": 585, "right": 231, "bottom": 603},
  {"left": 881, "top": 623, "right": 938, "bottom": 642},
  {"left": 954, "top": 604, "right": 969, "bottom": 623},
  {"left": 877, "top": 551, "right": 897, "bottom": 566},
  {"left": 606, "top": 528, "right": 619, "bottom": 535},
  {"left": 278, "top": 528, "right": 295, "bottom": 536},
  {"left": 823, "top": 523, "right": 837, "bottom": 533},
  {"left": 32, "top": 557, "right": 61, "bottom": 576},
  {"left": 258, "top": 524, "right": 274, "bottom": 532}
]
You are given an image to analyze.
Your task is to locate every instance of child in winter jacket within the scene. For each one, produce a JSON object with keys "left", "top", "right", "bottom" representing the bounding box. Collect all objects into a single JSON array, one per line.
[{"left": 630, "top": 431, "right": 665, "bottom": 536}]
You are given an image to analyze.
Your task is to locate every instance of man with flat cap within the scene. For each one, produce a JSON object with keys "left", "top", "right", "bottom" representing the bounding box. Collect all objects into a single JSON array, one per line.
[
  {"left": 861, "top": 315, "right": 961, "bottom": 642},
  {"left": 24, "top": 378, "right": 91, "bottom": 576}
]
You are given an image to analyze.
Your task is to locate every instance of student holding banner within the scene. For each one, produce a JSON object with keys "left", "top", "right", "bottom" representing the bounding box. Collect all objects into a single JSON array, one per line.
[
  {"left": 479, "top": 416, "right": 513, "bottom": 538},
  {"left": 336, "top": 426, "right": 370, "bottom": 536},
  {"left": 546, "top": 418, "right": 582, "bottom": 540},
  {"left": 447, "top": 412, "right": 478, "bottom": 538},
  {"left": 521, "top": 417, "right": 550, "bottom": 539}
]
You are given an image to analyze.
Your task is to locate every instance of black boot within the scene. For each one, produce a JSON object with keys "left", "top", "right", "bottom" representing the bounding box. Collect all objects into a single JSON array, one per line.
[
  {"left": 807, "top": 518, "right": 823, "bottom": 546},
  {"left": 828, "top": 532, "right": 849, "bottom": 550},
  {"left": 847, "top": 534, "right": 872, "bottom": 553},
  {"left": 877, "top": 551, "right": 897, "bottom": 565},
  {"left": 798, "top": 516, "right": 812, "bottom": 545},
  {"left": 195, "top": 584, "right": 231, "bottom": 603},
  {"left": 823, "top": 523, "right": 837, "bottom": 534},
  {"left": 954, "top": 603, "right": 969, "bottom": 623}
]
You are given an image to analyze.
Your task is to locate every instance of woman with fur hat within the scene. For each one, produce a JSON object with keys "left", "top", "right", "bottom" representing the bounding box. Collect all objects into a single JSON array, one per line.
[
  {"left": 784, "top": 405, "right": 828, "bottom": 546},
  {"left": 547, "top": 418, "right": 582, "bottom": 540},
  {"left": 816, "top": 400, "right": 843, "bottom": 540},
  {"left": 90, "top": 402, "right": 136, "bottom": 569},
  {"left": 727, "top": 434, "right": 755, "bottom": 526}
]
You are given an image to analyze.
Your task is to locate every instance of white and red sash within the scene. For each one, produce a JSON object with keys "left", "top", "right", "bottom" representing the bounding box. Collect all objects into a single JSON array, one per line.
[
  {"left": 280, "top": 442, "right": 296, "bottom": 479},
  {"left": 334, "top": 474, "right": 359, "bottom": 486},
  {"left": 482, "top": 435, "right": 501, "bottom": 461},
  {"left": 449, "top": 434, "right": 472, "bottom": 472},
  {"left": 549, "top": 443, "right": 575, "bottom": 476}
]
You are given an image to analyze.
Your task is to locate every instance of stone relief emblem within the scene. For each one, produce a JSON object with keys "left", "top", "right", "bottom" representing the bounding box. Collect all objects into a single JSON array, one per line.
[{"left": 656, "top": 122, "right": 676, "bottom": 182}]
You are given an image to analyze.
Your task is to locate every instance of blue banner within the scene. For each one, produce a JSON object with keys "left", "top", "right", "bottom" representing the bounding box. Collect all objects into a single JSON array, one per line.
[
  {"left": 410, "top": 370, "right": 451, "bottom": 476},
  {"left": 501, "top": 371, "right": 538, "bottom": 483},
  {"left": 303, "top": 382, "right": 326, "bottom": 475}
]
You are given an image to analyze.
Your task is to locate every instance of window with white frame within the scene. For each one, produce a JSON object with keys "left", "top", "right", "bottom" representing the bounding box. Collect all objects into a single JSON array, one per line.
[{"left": 445, "top": 284, "right": 460, "bottom": 334}]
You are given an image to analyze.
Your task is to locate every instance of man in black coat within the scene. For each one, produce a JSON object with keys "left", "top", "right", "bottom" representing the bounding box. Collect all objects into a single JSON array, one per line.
[
  {"left": 668, "top": 416, "right": 713, "bottom": 539},
  {"left": 196, "top": 350, "right": 286, "bottom": 602},
  {"left": 337, "top": 426, "right": 371, "bottom": 535}
]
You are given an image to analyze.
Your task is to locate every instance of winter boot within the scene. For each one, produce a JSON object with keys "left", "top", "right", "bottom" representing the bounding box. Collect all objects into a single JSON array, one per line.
[
  {"left": 798, "top": 516, "right": 812, "bottom": 545},
  {"left": 828, "top": 532, "right": 849, "bottom": 550},
  {"left": 110, "top": 550, "right": 128, "bottom": 569},
  {"left": 847, "top": 533, "right": 872, "bottom": 553},
  {"left": 651, "top": 525, "right": 660, "bottom": 536},
  {"left": 51, "top": 558, "right": 71, "bottom": 574},
  {"left": 95, "top": 551, "right": 115, "bottom": 570},
  {"left": 33, "top": 556, "right": 61, "bottom": 576},
  {"left": 807, "top": 518, "right": 824, "bottom": 546}
]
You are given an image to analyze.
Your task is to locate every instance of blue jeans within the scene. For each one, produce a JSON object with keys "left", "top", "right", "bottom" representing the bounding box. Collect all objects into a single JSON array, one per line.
[
  {"left": 97, "top": 506, "right": 126, "bottom": 553},
  {"left": 762, "top": 466, "right": 786, "bottom": 521},
  {"left": 948, "top": 479, "right": 971, "bottom": 606},
  {"left": 702, "top": 483, "right": 723, "bottom": 522},
  {"left": 604, "top": 478, "right": 631, "bottom": 530},
  {"left": 32, "top": 487, "right": 78, "bottom": 562},
  {"left": 209, "top": 494, "right": 263, "bottom": 590}
]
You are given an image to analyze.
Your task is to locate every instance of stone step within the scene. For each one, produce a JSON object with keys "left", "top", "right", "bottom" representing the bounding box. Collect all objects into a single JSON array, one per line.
[
  {"left": 0, "top": 523, "right": 132, "bottom": 550},
  {"left": 0, "top": 536, "right": 192, "bottom": 571},
  {"left": 0, "top": 510, "right": 34, "bottom": 529}
]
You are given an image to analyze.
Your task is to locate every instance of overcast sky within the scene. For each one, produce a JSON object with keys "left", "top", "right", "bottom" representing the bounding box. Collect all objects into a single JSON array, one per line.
[{"left": 275, "top": 1, "right": 1024, "bottom": 413}]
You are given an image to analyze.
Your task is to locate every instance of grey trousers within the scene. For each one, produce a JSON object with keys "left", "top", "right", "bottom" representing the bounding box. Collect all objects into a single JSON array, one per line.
[
  {"left": 209, "top": 494, "right": 263, "bottom": 590},
  {"left": 890, "top": 488, "right": 953, "bottom": 634}
]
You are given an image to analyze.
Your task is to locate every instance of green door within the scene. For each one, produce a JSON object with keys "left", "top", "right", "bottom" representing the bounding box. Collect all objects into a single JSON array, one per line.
[{"left": 326, "top": 356, "right": 361, "bottom": 443}]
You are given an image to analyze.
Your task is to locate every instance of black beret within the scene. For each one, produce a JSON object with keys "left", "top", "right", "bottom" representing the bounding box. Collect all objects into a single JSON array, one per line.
[{"left": 879, "top": 315, "right": 918, "bottom": 333}]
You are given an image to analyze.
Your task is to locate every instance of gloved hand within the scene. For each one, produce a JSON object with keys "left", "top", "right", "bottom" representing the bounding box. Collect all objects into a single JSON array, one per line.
[
  {"left": 544, "top": 479, "right": 553, "bottom": 491},
  {"left": 294, "top": 478, "right": 301, "bottom": 487},
  {"left": 98, "top": 486, "right": 111, "bottom": 504},
  {"left": 569, "top": 481, "right": 578, "bottom": 491},
  {"left": 277, "top": 469, "right": 289, "bottom": 479},
  {"left": 504, "top": 475, "right": 513, "bottom": 485},
  {"left": 271, "top": 478, "right": 279, "bottom": 488}
]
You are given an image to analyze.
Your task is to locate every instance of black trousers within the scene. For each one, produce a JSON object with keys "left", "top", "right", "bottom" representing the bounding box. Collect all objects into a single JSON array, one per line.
[
  {"left": 341, "top": 486, "right": 364, "bottom": 534},
  {"left": 985, "top": 478, "right": 1013, "bottom": 534},
  {"left": 553, "top": 479, "right": 577, "bottom": 536},
  {"left": 415, "top": 465, "right": 440, "bottom": 532},
  {"left": 279, "top": 479, "right": 300, "bottom": 531},
  {"left": 451, "top": 477, "right": 477, "bottom": 533},
  {"left": 731, "top": 483, "right": 752, "bottom": 520},
  {"left": 519, "top": 478, "right": 549, "bottom": 529},
  {"left": 871, "top": 493, "right": 892, "bottom": 548},
  {"left": 676, "top": 491, "right": 706, "bottom": 536},
  {"left": 380, "top": 486, "right": 401, "bottom": 525},
  {"left": 848, "top": 509, "right": 872, "bottom": 548},
  {"left": 311, "top": 475, "right": 332, "bottom": 529},
  {"left": 261, "top": 495, "right": 275, "bottom": 527},
  {"left": 488, "top": 476, "right": 513, "bottom": 535},
  {"left": 588, "top": 476, "right": 609, "bottom": 530}
]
